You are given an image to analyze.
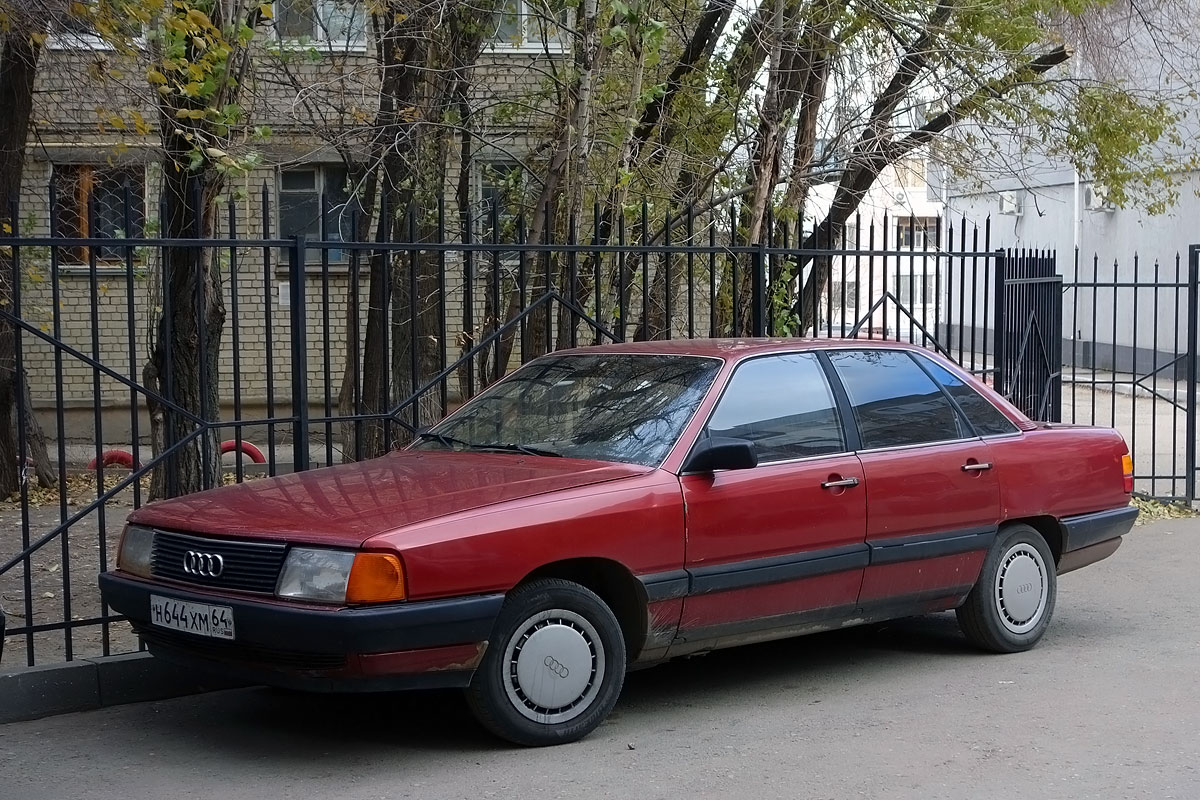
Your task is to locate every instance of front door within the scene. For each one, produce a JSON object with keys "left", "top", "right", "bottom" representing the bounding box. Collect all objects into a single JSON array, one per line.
[
  {"left": 826, "top": 349, "right": 1002, "bottom": 613},
  {"left": 675, "top": 353, "right": 868, "bottom": 653}
]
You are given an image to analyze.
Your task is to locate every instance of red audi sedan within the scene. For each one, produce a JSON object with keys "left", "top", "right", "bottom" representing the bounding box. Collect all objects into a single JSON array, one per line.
[{"left": 100, "top": 340, "right": 1137, "bottom": 746}]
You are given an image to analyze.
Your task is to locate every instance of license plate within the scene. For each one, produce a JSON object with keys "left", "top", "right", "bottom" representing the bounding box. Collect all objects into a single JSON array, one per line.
[{"left": 149, "top": 595, "right": 235, "bottom": 640}]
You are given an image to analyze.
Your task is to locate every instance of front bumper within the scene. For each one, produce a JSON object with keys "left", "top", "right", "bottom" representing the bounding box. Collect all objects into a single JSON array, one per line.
[{"left": 99, "top": 572, "right": 503, "bottom": 692}]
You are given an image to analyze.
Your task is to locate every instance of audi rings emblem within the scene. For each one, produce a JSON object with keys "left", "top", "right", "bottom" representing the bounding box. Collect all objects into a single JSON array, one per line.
[
  {"left": 183, "top": 551, "right": 225, "bottom": 578},
  {"left": 543, "top": 655, "right": 570, "bottom": 679}
]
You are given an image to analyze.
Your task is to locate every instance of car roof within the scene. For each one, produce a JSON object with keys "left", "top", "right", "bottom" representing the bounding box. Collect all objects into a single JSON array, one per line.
[{"left": 553, "top": 337, "right": 929, "bottom": 362}]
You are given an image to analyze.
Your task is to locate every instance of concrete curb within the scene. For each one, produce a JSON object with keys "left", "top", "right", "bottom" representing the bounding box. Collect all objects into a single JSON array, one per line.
[{"left": 0, "top": 652, "right": 250, "bottom": 724}]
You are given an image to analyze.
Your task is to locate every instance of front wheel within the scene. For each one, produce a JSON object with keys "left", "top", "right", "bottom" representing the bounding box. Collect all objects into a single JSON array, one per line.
[
  {"left": 956, "top": 524, "right": 1057, "bottom": 653},
  {"left": 466, "top": 579, "right": 626, "bottom": 746}
]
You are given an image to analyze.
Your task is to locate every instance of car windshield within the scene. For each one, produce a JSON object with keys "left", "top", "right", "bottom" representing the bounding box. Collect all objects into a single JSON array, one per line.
[{"left": 413, "top": 354, "right": 722, "bottom": 466}]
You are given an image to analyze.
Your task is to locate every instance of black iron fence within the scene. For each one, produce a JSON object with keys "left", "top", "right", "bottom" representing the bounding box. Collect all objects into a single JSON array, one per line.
[
  {"left": 0, "top": 190, "right": 1195, "bottom": 668},
  {"left": 1061, "top": 247, "right": 1200, "bottom": 500}
]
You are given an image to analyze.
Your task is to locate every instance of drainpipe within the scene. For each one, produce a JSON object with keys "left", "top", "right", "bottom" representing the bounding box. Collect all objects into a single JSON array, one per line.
[{"left": 1071, "top": 44, "right": 1082, "bottom": 255}]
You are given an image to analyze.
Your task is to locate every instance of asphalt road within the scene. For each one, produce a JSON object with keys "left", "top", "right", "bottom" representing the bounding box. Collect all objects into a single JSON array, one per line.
[{"left": 1, "top": 517, "right": 1197, "bottom": 800}]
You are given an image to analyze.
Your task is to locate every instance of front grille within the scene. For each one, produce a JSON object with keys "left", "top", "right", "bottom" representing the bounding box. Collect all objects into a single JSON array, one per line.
[
  {"left": 151, "top": 530, "right": 287, "bottom": 594},
  {"left": 136, "top": 625, "right": 347, "bottom": 670}
]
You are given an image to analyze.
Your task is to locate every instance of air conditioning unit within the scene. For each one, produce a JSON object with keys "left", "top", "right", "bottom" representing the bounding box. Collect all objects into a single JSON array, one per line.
[
  {"left": 998, "top": 191, "right": 1023, "bottom": 216},
  {"left": 1085, "top": 183, "right": 1115, "bottom": 212}
]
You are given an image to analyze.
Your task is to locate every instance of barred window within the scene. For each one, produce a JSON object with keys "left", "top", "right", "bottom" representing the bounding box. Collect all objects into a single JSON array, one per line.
[{"left": 52, "top": 164, "right": 145, "bottom": 264}]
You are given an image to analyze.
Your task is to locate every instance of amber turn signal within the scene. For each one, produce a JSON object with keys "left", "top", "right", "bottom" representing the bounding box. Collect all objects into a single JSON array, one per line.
[
  {"left": 346, "top": 553, "right": 406, "bottom": 603},
  {"left": 1121, "top": 454, "right": 1134, "bottom": 493}
]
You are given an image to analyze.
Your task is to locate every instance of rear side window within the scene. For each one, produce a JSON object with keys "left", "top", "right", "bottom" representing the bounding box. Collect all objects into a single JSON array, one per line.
[
  {"left": 829, "top": 350, "right": 970, "bottom": 449},
  {"left": 706, "top": 353, "right": 845, "bottom": 462},
  {"left": 916, "top": 355, "right": 1018, "bottom": 436}
]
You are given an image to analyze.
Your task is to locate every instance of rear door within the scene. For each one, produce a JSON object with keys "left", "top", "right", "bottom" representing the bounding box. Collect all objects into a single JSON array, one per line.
[
  {"left": 826, "top": 349, "right": 1001, "bottom": 614},
  {"left": 676, "top": 353, "right": 868, "bottom": 650}
]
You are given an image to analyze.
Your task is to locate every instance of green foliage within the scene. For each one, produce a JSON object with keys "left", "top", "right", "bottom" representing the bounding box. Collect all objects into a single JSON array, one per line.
[{"left": 1056, "top": 87, "right": 1194, "bottom": 213}]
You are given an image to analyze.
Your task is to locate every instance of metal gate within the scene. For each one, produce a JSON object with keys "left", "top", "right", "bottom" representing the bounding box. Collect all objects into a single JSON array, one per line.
[{"left": 994, "top": 249, "right": 1063, "bottom": 422}]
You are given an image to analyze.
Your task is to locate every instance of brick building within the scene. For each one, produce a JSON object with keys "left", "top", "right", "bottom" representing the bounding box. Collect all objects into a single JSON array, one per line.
[{"left": 15, "top": 2, "right": 568, "bottom": 451}]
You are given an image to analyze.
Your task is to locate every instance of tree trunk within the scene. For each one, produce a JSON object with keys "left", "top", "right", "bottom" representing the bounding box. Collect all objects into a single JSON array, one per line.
[
  {"left": 145, "top": 160, "right": 225, "bottom": 499},
  {"left": 0, "top": 26, "right": 55, "bottom": 497},
  {"left": 336, "top": 164, "right": 379, "bottom": 461}
]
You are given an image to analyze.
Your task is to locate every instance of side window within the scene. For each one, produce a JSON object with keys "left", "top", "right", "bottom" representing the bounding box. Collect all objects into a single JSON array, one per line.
[
  {"left": 829, "top": 350, "right": 970, "bottom": 449},
  {"left": 916, "top": 355, "right": 1019, "bottom": 436},
  {"left": 706, "top": 354, "right": 845, "bottom": 462}
]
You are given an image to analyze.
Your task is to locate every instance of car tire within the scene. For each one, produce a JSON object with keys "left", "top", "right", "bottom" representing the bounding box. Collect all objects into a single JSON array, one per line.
[
  {"left": 465, "top": 578, "right": 627, "bottom": 747},
  {"left": 956, "top": 524, "right": 1057, "bottom": 653}
]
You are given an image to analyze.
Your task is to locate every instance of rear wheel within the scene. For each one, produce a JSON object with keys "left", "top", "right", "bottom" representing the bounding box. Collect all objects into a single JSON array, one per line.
[
  {"left": 957, "top": 524, "right": 1057, "bottom": 653},
  {"left": 466, "top": 579, "right": 626, "bottom": 746}
]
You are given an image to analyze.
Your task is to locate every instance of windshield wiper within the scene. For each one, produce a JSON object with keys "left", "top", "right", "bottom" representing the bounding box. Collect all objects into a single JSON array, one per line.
[
  {"left": 472, "top": 442, "right": 563, "bottom": 458},
  {"left": 416, "top": 432, "right": 562, "bottom": 458},
  {"left": 416, "top": 431, "right": 472, "bottom": 449}
]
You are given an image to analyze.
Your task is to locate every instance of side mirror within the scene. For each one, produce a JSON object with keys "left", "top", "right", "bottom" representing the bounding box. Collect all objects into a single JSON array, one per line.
[{"left": 683, "top": 436, "right": 758, "bottom": 473}]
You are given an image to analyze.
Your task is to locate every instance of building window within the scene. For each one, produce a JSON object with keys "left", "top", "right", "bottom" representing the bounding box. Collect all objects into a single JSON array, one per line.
[
  {"left": 278, "top": 165, "right": 354, "bottom": 263},
  {"left": 274, "top": 0, "right": 365, "bottom": 44},
  {"left": 894, "top": 272, "right": 938, "bottom": 306},
  {"left": 489, "top": 0, "right": 570, "bottom": 50},
  {"left": 893, "top": 158, "right": 926, "bottom": 188},
  {"left": 476, "top": 162, "right": 525, "bottom": 243},
  {"left": 830, "top": 280, "right": 858, "bottom": 314},
  {"left": 52, "top": 165, "right": 145, "bottom": 263},
  {"left": 48, "top": 1, "right": 144, "bottom": 49},
  {"left": 894, "top": 216, "right": 938, "bottom": 249}
]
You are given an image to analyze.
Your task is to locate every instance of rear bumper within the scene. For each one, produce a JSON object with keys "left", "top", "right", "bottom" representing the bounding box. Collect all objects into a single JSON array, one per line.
[
  {"left": 1057, "top": 505, "right": 1138, "bottom": 575},
  {"left": 1061, "top": 506, "right": 1138, "bottom": 552},
  {"left": 99, "top": 572, "right": 503, "bottom": 691}
]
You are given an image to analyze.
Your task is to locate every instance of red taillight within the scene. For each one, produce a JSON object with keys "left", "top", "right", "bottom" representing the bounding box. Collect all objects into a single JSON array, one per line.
[{"left": 1121, "top": 454, "right": 1134, "bottom": 493}]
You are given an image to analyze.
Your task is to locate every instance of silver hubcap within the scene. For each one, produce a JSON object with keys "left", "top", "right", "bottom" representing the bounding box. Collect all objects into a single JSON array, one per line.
[
  {"left": 503, "top": 609, "right": 605, "bottom": 725},
  {"left": 994, "top": 543, "right": 1049, "bottom": 634}
]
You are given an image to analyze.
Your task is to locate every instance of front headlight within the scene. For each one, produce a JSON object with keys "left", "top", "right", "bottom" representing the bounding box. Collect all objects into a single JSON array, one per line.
[
  {"left": 117, "top": 525, "right": 155, "bottom": 579},
  {"left": 276, "top": 547, "right": 407, "bottom": 604},
  {"left": 276, "top": 548, "right": 355, "bottom": 603}
]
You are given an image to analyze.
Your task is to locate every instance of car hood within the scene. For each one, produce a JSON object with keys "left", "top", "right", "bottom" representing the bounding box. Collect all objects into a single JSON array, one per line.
[{"left": 128, "top": 451, "right": 652, "bottom": 546}]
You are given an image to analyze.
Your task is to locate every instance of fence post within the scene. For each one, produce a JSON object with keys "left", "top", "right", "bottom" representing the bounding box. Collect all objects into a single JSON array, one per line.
[
  {"left": 290, "top": 235, "right": 310, "bottom": 473},
  {"left": 992, "top": 249, "right": 1007, "bottom": 395},
  {"left": 751, "top": 241, "right": 766, "bottom": 336},
  {"left": 1186, "top": 245, "right": 1198, "bottom": 502}
]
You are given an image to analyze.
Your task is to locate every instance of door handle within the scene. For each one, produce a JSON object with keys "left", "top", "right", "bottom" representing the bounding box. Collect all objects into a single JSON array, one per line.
[
  {"left": 821, "top": 477, "right": 860, "bottom": 489},
  {"left": 962, "top": 462, "right": 994, "bottom": 472}
]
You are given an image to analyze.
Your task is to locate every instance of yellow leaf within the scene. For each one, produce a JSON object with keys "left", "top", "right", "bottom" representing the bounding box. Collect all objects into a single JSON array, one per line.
[
  {"left": 130, "top": 110, "right": 150, "bottom": 137},
  {"left": 186, "top": 8, "right": 211, "bottom": 27},
  {"left": 259, "top": 3, "right": 273, "bottom": 18},
  {"left": 147, "top": 69, "right": 168, "bottom": 85},
  {"left": 30, "top": 32, "right": 47, "bottom": 46}
]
